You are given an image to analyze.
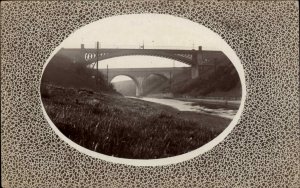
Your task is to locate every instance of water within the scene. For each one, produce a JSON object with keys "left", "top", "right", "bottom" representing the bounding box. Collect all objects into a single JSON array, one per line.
[{"left": 128, "top": 97, "right": 238, "bottom": 119}]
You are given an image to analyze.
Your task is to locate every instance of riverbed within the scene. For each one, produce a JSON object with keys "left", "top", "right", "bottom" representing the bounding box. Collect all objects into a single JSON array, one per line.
[{"left": 128, "top": 97, "right": 239, "bottom": 119}]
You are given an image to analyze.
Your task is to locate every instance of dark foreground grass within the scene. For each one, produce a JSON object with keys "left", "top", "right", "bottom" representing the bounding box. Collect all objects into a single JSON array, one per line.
[{"left": 42, "top": 85, "right": 231, "bottom": 159}]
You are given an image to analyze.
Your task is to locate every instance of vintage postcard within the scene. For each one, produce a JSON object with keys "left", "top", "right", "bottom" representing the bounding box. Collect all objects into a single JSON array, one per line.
[{"left": 1, "top": 0, "right": 299, "bottom": 187}]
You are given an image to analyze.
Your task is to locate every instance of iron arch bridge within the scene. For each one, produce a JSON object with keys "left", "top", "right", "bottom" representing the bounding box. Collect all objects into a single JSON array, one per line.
[{"left": 57, "top": 44, "right": 232, "bottom": 96}]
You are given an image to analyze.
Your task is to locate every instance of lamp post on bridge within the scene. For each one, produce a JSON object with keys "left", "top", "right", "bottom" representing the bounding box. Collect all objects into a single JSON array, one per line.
[
  {"left": 96, "top": 41, "right": 99, "bottom": 85},
  {"left": 169, "top": 61, "right": 175, "bottom": 93},
  {"left": 107, "top": 64, "right": 109, "bottom": 86},
  {"left": 213, "top": 58, "right": 217, "bottom": 77}
]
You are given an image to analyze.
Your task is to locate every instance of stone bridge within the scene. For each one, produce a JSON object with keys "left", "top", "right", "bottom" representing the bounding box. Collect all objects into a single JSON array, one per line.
[{"left": 99, "top": 67, "right": 190, "bottom": 96}]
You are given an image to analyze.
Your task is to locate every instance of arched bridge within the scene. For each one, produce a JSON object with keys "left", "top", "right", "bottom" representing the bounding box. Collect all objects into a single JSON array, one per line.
[
  {"left": 57, "top": 44, "right": 232, "bottom": 96},
  {"left": 99, "top": 67, "right": 190, "bottom": 96},
  {"left": 58, "top": 44, "right": 231, "bottom": 79}
]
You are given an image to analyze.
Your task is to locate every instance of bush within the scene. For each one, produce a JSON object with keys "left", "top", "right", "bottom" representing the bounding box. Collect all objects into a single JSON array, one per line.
[{"left": 41, "top": 85, "right": 51, "bottom": 98}]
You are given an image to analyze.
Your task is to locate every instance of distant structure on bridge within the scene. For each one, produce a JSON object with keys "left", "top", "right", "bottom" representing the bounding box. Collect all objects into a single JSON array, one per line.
[{"left": 58, "top": 44, "right": 233, "bottom": 96}]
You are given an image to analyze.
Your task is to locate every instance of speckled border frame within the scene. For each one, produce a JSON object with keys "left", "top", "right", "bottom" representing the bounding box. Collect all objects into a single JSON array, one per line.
[{"left": 1, "top": 1, "right": 299, "bottom": 187}]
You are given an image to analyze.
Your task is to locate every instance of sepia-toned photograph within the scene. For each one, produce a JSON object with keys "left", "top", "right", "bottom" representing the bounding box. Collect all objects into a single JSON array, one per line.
[
  {"left": 40, "top": 14, "right": 242, "bottom": 159},
  {"left": 2, "top": 0, "right": 299, "bottom": 187}
]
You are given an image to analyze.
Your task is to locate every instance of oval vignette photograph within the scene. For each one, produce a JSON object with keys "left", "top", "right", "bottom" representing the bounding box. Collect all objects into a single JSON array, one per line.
[{"left": 40, "top": 14, "right": 244, "bottom": 162}]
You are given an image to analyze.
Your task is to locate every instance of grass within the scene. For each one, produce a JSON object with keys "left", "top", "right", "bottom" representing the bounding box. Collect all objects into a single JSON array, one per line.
[{"left": 41, "top": 84, "right": 231, "bottom": 159}]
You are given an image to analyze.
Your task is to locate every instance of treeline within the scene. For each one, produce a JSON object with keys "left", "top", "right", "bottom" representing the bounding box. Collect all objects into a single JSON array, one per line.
[{"left": 41, "top": 54, "right": 114, "bottom": 93}]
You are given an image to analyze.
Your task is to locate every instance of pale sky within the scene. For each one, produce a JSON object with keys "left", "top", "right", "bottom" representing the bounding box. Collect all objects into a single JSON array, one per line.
[{"left": 61, "top": 14, "right": 238, "bottom": 82}]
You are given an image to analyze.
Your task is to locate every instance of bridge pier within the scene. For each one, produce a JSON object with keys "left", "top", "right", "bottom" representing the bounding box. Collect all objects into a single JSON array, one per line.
[
  {"left": 135, "top": 77, "right": 144, "bottom": 97},
  {"left": 136, "top": 86, "right": 143, "bottom": 97},
  {"left": 191, "top": 63, "right": 199, "bottom": 79},
  {"left": 191, "top": 46, "right": 203, "bottom": 79}
]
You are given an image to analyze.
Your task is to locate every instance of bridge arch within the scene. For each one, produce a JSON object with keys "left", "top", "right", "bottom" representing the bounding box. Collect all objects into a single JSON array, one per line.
[
  {"left": 110, "top": 74, "right": 143, "bottom": 97},
  {"left": 143, "top": 73, "right": 170, "bottom": 82},
  {"left": 109, "top": 74, "right": 139, "bottom": 86},
  {"left": 84, "top": 51, "right": 194, "bottom": 66},
  {"left": 142, "top": 73, "right": 170, "bottom": 96}
]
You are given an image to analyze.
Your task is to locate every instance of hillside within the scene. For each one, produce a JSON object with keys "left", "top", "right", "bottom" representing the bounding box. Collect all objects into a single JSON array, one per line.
[
  {"left": 42, "top": 85, "right": 230, "bottom": 159},
  {"left": 142, "top": 75, "right": 169, "bottom": 95},
  {"left": 172, "top": 64, "right": 242, "bottom": 98}
]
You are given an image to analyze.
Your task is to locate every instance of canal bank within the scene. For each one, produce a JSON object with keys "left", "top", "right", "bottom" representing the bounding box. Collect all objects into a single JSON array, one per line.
[{"left": 128, "top": 97, "right": 240, "bottom": 119}]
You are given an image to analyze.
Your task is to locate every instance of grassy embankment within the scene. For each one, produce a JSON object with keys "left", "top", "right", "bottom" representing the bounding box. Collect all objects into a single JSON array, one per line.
[{"left": 41, "top": 85, "right": 230, "bottom": 159}]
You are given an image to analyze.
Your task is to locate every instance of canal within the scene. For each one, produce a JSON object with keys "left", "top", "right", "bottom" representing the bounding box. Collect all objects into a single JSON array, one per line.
[{"left": 128, "top": 97, "right": 239, "bottom": 119}]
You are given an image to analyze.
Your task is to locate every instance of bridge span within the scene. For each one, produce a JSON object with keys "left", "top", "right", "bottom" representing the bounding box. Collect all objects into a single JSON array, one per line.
[
  {"left": 59, "top": 44, "right": 230, "bottom": 79},
  {"left": 57, "top": 44, "right": 232, "bottom": 96}
]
